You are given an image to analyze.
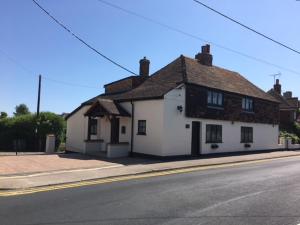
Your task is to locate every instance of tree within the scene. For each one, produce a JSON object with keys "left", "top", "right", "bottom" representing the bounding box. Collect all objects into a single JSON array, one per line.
[
  {"left": 0, "top": 112, "right": 8, "bottom": 119},
  {"left": 14, "top": 104, "right": 30, "bottom": 117}
]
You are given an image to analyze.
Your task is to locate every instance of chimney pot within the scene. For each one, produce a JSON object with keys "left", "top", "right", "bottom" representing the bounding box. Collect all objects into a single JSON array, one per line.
[
  {"left": 195, "top": 44, "right": 213, "bottom": 66},
  {"left": 139, "top": 56, "right": 150, "bottom": 76}
]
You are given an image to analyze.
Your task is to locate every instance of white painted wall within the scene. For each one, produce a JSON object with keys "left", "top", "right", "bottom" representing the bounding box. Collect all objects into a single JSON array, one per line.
[
  {"left": 132, "top": 100, "right": 164, "bottom": 156},
  {"left": 67, "top": 85, "right": 281, "bottom": 157},
  {"left": 119, "top": 117, "right": 131, "bottom": 143},
  {"left": 66, "top": 106, "right": 90, "bottom": 153},
  {"left": 162, "top": 85, "right": 281, "bottom": 156}
]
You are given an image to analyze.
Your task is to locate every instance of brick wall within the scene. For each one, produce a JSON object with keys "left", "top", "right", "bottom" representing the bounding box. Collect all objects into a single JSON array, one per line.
[{"left": 185, "top": 84, "right": 279, "bottom": 124}]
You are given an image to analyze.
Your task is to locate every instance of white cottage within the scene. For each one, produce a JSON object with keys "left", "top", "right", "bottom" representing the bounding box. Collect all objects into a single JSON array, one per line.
[{"left": 66, "top": 45, "right": 280, "bottom": 157}]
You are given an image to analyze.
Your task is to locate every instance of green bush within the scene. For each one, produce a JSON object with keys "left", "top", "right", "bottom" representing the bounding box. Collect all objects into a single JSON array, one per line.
[
  {"left": 0, "top": 112, "right": 65, "bottom": 151},
  {"left": 280, "top": 131, "right": 300, "bottom": 144}
]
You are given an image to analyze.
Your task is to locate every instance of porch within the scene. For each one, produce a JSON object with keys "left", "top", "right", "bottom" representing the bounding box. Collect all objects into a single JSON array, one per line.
[{"left": 84, "top": 99, "right": 131, "bottom": 158}]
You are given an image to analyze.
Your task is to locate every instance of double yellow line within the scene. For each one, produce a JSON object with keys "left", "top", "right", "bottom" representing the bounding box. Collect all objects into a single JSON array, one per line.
[{"left": 0, "top": 156, "right": 297, "bottom": 197}]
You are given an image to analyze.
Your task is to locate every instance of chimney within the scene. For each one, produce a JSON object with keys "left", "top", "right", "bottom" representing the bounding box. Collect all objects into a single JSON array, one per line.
[
  {"left": 283, "top": 91, "right": 292, "bottom": 99},
  {"left": 273, "top": 79, "right": 281, "bottom": 95},
  {"left": 195, "top": 44, "right": 213, "bottom": 66},
  {"left": 139, "top": 57, "right": 150, "bottom": 76}
]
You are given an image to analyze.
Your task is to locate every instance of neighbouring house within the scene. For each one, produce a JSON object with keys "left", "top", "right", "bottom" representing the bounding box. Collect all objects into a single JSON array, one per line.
[
  {"left": 268, "top": 80, "right": 299, "bottom": 129},
  {"left": 66, "top": 44, "right": 281, "bottom": 157}
]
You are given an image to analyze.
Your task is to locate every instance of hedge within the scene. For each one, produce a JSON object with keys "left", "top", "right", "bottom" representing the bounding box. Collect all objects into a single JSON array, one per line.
[{"left": 0, "top": 112, "right": 65, "bottom": 152}]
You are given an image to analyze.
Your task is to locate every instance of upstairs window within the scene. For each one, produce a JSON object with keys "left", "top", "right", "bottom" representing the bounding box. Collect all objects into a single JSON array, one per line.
[
  {"left": 90, "top": 118, "right": 98, "bottom": 135},
  {"left": 206, "top": 124, "right": 222, "bottom": 143},
  {"left": 242, "top": 97, "right": 253, "bottom": 112},
  {"left": 241, "top": 127, "right": 253, "bottom": 143},
  {"left": 207, "top": 90, "right": 223, "bottom": 107},
  {"left": 137, "top": 120, "right": 146, "bottom": 135}
]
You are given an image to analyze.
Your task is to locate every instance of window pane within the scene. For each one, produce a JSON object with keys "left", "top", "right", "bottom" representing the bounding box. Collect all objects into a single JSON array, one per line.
[
  {"left": 213, "top": 92, "right": 218, "bottom": 104},
  {"left": 217, "top": 126, "right": 222, "bottom": 142},
  {"left": 207, "top": 91, "right": 212, "bottom": 104},
  {"left": 218, "top": 93, "right": 223, "bottom": 105},
  {"left": 138, "top": 120, "right": 146, "bottom": 134},
  {"left": 206, "top": 125, "right": 211, "bottom": 142}
]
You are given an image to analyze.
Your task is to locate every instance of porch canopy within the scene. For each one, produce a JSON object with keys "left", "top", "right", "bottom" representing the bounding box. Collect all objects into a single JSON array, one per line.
[
  {"left": 84, "top": 99, "right": 131, "bottom": 143},
  {"left": 84, "top": 98, "right": 131, "bottom": 118}
]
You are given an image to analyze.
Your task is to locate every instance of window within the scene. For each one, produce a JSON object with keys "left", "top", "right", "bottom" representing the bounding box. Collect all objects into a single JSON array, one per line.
[
  {"left": 242, "top": 97, "right": 253, "bottom": 112},
  {"left": 207, "top": 90, "right": 223, "bottom": 107},
  {"left": 121, "top": 126, "right": 126, "bottom": 134},
  {"left": 206, "top": 125, "right": 222, "bottom": 143},
  {"left": 241, "top": 127, "right": 253, "bottom": 143},
  {"left": 90, "top": 118, "right": 97, "bottom": 135},
  {"left": 137, "top": 120, "right": 146, "bottom": 135}
]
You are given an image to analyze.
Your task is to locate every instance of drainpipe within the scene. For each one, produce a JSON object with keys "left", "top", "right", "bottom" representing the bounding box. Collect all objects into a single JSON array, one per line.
[{"left": 130, "top": 101, "right": 135, "bottom": 156}]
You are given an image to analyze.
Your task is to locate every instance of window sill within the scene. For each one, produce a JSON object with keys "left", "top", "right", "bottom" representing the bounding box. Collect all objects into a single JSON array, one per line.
[
  {"left": 241, "top": 110, "right": 254, "bottom": 114},
  {"left": 137, "top": 133, "right": 146, "bottom": 136},
  {"left": 207, "top": 105, "right": 224, "bottom": 110},
  {"left": 206, "top": 141, "right": 223, "bottom": 144}
]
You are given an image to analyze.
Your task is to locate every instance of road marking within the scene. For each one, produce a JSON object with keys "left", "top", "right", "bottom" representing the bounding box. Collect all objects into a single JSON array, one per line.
[{"left": 0, "top": 155, "right": 299, "bottom": 197}]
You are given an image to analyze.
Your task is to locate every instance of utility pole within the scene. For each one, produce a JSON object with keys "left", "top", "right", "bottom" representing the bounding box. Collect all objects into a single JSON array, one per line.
[
  {"left": 36, "top": 75, "right": 41, "bottom": 151},
  {"left": 37, "top": 74, "right": 41, "bottom": 116}
]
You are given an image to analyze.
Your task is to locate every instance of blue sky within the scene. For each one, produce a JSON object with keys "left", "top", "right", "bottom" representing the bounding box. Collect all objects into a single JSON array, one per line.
[{"left": 1, "top": 0, "right": 300, "bottom": 115}]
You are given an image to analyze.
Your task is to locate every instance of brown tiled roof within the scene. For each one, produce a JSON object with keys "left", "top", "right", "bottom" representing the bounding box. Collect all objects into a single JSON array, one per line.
[
  {"left": 267, "top": 89, "right": 297, "bottom": 110},
  {"left": 286, "top": 98, "right": 299, "bottom": 108},
  {"left": 84, "top": 99, "right": 130, "bottom": 117},
  {"left": 99, "top": 55, "right": 278, "bottom": 103},
  {"left": 184, "top": 57, "right": 277, "bottom": 102},
  {"left": 68, "top": 55, "right": 279, "bottom": 120}
]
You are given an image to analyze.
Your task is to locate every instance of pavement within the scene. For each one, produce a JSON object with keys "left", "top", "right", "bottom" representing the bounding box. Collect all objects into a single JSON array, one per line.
[
  {"left": 2, "top": 156, "right": 300, "bottom": 225},
  {"left": 1, "top": 150, "right": 300, "bottom": 190}
]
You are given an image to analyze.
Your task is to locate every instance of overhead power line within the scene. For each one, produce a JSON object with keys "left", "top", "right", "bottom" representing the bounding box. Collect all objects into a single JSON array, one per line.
[
  {"left": 32, "top": 0, "right": 137, "bottom": 76},
  {"left": 96, "top": 0, "right": 300, "bottom": 76},
  {"left": 193, "top": 0, "right": 300, "bottom": 55},
  {"left": 31, "top": 0, "right": 184, "bottom": 92}
]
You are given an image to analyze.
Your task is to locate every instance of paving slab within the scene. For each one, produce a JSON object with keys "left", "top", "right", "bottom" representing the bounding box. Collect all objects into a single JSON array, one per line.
[{"left": 1, "top": 150, "right": 300, "bottom": 190}]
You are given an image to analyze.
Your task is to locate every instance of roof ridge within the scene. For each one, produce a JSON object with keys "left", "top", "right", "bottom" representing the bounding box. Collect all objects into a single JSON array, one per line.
[{"left": 180, "top": 54, "right": 188, "bottom": 83}]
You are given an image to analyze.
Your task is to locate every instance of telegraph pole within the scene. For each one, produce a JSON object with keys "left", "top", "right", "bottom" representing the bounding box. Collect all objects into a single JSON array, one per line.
[
  {"left": 37, "top": 74, "right": 41, "bottom": 116},
  {"left": 36, "top": 75, "right": 42, "bottom": 151}
]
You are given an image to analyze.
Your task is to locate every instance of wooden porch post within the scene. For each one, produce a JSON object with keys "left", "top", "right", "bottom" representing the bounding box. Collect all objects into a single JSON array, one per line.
[{"left": 87, "top": 116, "right": 91, "bottom": 141}]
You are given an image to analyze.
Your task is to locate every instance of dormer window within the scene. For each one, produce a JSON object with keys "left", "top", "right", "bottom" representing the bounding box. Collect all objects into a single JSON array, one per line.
[
  {"left": 207, "top": 90, "right": 223, "bottom": 107},
  {"left": 242, "top": 97, "right": 253, "bottom": 112}
]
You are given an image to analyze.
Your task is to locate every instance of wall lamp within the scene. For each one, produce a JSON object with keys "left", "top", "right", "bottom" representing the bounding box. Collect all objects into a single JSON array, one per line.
[{"left": 177, "top": 105, "right": 183, "bottom": 113}]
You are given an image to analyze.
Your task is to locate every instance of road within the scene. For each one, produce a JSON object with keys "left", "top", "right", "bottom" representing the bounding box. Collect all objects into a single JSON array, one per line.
[{"left": 1, "top": 156, "right": 300, "bottom": 225}]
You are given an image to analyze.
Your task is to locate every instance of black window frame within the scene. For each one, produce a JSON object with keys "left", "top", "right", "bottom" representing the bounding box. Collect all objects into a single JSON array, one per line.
[
  {"left": 121, "top": 126, "right": 126, "bottom": 134},
  {"left": 90, "top": 118, "right": 98, "bottom": 135},
  {"left": 137, "top": 120, "right": 146, "bottom": 135},
  {"left": 241, "top": 126, "right": 253, "bottom": 143},
  {"left": 242, "top": 97, "right": 254, "bottom": 112},
  {"left": 206, "top": 124, "right": 222, "bottom": 143},
  {"left": 207, "top": 90, "right": 224, "bottom": 108}
]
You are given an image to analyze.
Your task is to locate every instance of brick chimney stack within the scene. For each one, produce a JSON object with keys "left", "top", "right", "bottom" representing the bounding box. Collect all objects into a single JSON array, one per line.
[
  {"left": 139, "top": 57, "right": 150, "bottom": 76},
  {"left": 274, "top": 79, "right": 281, "bottom": 95},
  {"left": 283, "top": 91, "right": 292, "bottom": 99},
  {"left": 195, "top": 44, "right": 213, "bottom": 66}
]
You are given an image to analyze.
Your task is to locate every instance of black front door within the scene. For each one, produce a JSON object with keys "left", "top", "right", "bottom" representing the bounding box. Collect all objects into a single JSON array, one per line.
[
  {"left": 191, "top": 121, "right": 201, "bottom": 156},
  {"left": 110, "top": 117, "right": 120, "bottom": 144}
]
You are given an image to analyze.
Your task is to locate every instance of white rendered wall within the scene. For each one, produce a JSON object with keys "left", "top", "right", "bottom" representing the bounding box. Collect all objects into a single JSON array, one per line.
[
  {"left": 132, "top": 100, "right": 164, "bottom": 156},
  {"left": 119, "top": 117, "right": 131, "bottom": 143},
  {"left": 66, "top": 106, "right": 90, "bottom": 153},
  {"left": 162, "top": 85, "right": 280, "bottom": 156}
]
